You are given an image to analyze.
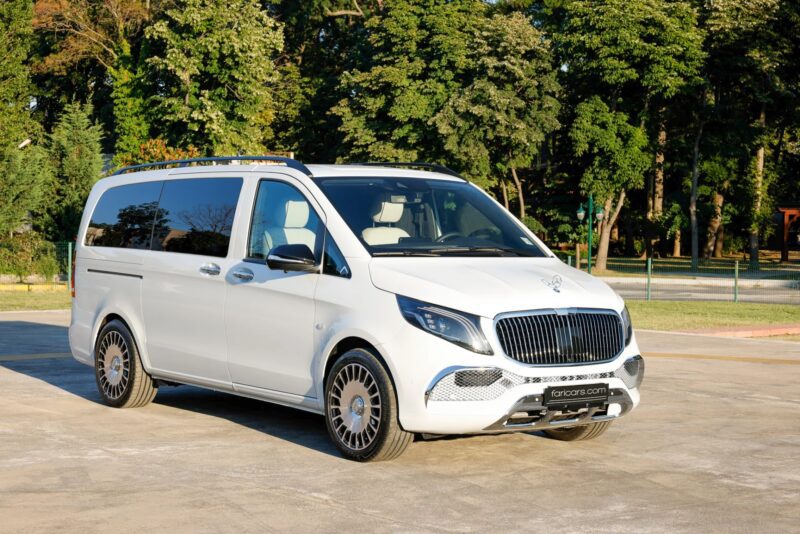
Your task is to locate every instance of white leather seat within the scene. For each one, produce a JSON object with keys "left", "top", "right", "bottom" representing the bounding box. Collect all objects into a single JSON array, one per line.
[
  {"left": 264, "top": 200, "right": 317, "bottom": 253},
  {"left": 362, "top": 197, "right": 409, "bottom": 246},
  {"left": 457, "top": 202, "right": 493, "bottom": 237}
]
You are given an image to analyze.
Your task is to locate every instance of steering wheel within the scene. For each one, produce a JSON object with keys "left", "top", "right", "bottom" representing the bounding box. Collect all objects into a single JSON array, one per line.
[
  {"left": 435, "top": 232, "right": 463, "bottom": 243},
  {"left": 468, "top": 228, "right": 502, "bottom": 240}
]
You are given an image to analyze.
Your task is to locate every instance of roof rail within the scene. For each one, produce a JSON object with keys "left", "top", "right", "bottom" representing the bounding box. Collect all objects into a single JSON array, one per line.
[
  {"left": 345, "top": 162, "right": 465, "bottom": 180},
  {"left": 111, "top": 156, "right": 313, "bottom": 177}
]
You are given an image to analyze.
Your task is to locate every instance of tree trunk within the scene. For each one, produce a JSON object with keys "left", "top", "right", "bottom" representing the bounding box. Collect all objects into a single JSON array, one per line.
[
  {"left": 672, "top": 230, "right": 681, "bottom": 257},
  {"left": 713, "top": 223, "right": 724, "bottom": 258},
  {"left": 500, "top": 179, "right": 509, "bottom": 210},
  {"left": 624, "top": 214, "right": 635, "bottom": 256},
  {"left": 510, "top": 167, "right": 525, "bottom": 220},
  {"left": 705, "top": 191, "right": 724, "bottom": 259},
  {"left": 653, "top": 124, "right": 666, "bottom": 217},
  {"left": 651, "top": 121, "right": 667, "bottom": 255},
  {"left": 749, "top": 102, "right": 766, "bottom": 269},
  {"left": 595, "top": 190, "right": 626, "bottom": 271},
  {"left": 689, "top": 122, "right": 704, "bottom": 270}
]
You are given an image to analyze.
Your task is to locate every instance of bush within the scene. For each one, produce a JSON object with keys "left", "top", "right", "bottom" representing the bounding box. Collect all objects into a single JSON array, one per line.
[
  {"left": 116, "top": 139, "right": 200, "bottom": 168},
  {"left": 724, "top": 235, "right": 748, "bottom": 255},
  {"left": 0, "top": 232, "right": 60, "bottom": 282}
]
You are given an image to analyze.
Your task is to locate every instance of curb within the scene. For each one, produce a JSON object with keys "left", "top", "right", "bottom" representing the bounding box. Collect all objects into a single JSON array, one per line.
[
  {"left": 600, "top": 276, "right": 799, "bottom": 289},
  {"left": 683, "top": 324, "right": 800, "bottom": 338}
]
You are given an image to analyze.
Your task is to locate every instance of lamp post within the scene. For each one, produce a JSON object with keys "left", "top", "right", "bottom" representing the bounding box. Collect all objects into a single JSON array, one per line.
[{"left": 577, "top": 194, "right": 604, "bottom": 275}]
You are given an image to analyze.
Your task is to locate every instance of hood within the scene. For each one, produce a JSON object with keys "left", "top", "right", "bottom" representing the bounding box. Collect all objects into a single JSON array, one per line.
[{"left": 369, "top": 256, "right": 623, "bottom": 318}]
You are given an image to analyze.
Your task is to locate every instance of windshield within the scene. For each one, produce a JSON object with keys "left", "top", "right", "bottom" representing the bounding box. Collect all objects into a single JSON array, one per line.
[{"left": 315, "top": 177, "right": 548, "bottom": 257}]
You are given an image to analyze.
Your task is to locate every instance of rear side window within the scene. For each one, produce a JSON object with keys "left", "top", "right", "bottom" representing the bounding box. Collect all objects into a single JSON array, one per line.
[
  {"left": 151, "top": 178, "right": 242, "bottom": 257},
  {"left": 85, "top": 181, "right": 163, "bottom": 249}
]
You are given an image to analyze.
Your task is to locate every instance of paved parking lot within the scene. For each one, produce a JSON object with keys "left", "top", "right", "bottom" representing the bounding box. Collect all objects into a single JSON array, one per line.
[{"left": 1, "top": 310, "right": 799, "bottom": 533}]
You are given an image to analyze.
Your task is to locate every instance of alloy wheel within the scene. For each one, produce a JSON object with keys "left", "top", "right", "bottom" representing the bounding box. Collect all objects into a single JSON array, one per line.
[
  {"left": 328, "top": 363, "right": 382, "bottom": 451},
  {"left": 97, "top": 330, "right": 130, "bottom": 400}
]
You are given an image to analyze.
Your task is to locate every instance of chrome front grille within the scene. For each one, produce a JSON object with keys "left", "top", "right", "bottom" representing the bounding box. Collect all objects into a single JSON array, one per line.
[{"left": 495, "top": 309, "right": 624, "bottom": 365}]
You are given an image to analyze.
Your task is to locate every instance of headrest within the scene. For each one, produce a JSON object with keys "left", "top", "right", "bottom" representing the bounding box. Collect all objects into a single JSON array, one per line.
[
  {"left": 284, "top": 200, "right": 309, "bottom": 228},
  {"left": 371, "top": 197, "right": 404, "bottom": 224}
]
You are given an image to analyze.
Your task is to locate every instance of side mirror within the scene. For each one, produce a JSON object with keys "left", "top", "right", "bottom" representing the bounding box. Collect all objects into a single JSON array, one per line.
[{"left": 266, "top": 244, "right": 318, "bottom": 272}]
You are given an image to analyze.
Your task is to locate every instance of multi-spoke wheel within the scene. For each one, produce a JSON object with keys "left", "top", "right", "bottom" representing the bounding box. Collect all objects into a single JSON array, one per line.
[
  {"left": 325, "top": 349, "right": 412, "bottom": 462},
  {"left": 94, "top": 320, "right": 157, "bottom": 408},
  {"left": 328, "top": 363, "right": 382, "bottom": 451},
  {"left": 97, "top": 330, "right": 130, "bottom": 400}
]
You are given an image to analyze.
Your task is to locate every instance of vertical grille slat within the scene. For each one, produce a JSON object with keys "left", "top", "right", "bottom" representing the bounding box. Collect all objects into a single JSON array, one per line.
[
  {"left": 495, "top": 310, "right": 623, "bottom": 366},
  {"left": 521, "top": 316, "right": 535, "bottom": 364}
]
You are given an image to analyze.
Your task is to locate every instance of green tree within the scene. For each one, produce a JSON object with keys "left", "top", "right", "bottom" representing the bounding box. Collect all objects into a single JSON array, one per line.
[
  {"left": 559, "top": 0, "right": 704, "bottom": 256},
  {"left": 570, "top": 97, "right": 650, "bottom": 270},
  {"left": 270, "top": 2, "right": 381, "bottom": 161},
  {"left": 39, "top": 103, "right": 104, "bottom": 241},
  {"left": 332, "top": 0, "right": 487, "bottom": 162},
  {"left": 0, "top": 0, "right": 53, "bottom": 238},
  {"left": 145, "top": 0, "right": 284, "bottom": 155},
  {"left": 33, "top": 0, "right": 156, "bottom": 158},
  {"left": 434, "top": 12, "right": 561, "bottom": 217},
  {"left": 1, "top": 0, "right": 36, "bottom": 147},
  {"left": 706, "top": 0, "right": 797, "bottom": 267}
]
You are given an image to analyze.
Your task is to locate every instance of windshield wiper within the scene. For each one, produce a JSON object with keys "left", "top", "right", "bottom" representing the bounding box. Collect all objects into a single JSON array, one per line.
[
  {"left": 433, "top": 246, "right": 534, "bottom": 257},
  {"left": 373, "top": 246, "right": 536, "bottom": 257},
  {"left": 372, "top": 250, "right": 441, "bottom": 257}
]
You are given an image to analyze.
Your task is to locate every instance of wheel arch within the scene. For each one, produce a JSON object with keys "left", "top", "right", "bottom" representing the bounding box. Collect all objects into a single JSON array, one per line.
[
  {"left": 321, "top": 336, "right": 401, "bottom": 409},
  {"left": 91, "top": 307, "right": 150, "bottom": 370}
]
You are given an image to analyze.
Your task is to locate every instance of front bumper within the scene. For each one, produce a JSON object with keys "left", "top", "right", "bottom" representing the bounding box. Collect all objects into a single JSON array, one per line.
[
  {"left": 410, "top": 357, "right": 643, "bottom": 435},
  {"left": 483, "top": 387, "right": 635, "bottom": 433},
  {"left": 383, "top": 316, "right": 644, "bottom": 434}
]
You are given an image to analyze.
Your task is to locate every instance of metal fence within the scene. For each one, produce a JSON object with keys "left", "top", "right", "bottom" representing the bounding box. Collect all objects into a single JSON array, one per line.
[
  {"left": 54, "top": 241, "right": 73, "bottom": 282},
  {"left": 553, "top": 252, "right": 800, "bottom": 304}
]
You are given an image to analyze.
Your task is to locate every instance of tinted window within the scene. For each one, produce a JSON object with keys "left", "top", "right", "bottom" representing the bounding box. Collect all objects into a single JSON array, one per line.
[
  {"left": 151, "top": 178, "right": 242, "bottom": 257},
  {"left": 85, "top": 181, "right": 163, "bottom": 249},
  {"left": 248, "top": 180, "right": 322, "bottom": 259},
  {"left": 322, "top": 231, "right": 350, "bottom": 278}
]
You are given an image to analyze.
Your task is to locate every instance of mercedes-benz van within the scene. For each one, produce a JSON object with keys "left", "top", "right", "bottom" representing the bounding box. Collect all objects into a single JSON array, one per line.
[{"left": 69, "top": 156, "right": 644, "bottom": 461}]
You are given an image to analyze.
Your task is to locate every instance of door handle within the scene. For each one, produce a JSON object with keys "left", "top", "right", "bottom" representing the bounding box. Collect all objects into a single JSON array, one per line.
[
  {"left": 199, "top": 263, "right": 221, "bottom": 276},
  {"left": 231, "top": 269, "right": 254, "bottom": 282}
]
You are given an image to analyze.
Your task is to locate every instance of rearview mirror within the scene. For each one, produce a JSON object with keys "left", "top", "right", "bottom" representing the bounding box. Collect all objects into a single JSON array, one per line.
[{"left": 266, "top": 244, "right": 318, "bottom": 272}]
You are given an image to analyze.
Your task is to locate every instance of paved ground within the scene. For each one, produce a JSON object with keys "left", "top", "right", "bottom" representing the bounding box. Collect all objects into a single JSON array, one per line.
[
  {"left": 1, "top": 311, "right": 799, "bottom": 533},
  {"left": 612, "top": 286, "right": 800, "bottom": 305},
  {"left": 602, "top": 277, "right": 800, "bottom": 305}
]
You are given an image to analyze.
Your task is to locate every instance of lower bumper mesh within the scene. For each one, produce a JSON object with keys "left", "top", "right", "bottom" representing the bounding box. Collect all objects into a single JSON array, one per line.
[{"left": 426, "top": 356, "right": 644, "bottom": 402}]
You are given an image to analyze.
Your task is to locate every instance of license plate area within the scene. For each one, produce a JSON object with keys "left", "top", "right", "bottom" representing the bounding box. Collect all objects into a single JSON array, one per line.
[{"left": 544, "top": 383, "right": 609, "bottom": 409}]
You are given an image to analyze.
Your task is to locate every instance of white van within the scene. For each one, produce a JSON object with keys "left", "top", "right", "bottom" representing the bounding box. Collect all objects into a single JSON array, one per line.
[{"left": 69, "top": 156, "right": 643, "bottom": 461}]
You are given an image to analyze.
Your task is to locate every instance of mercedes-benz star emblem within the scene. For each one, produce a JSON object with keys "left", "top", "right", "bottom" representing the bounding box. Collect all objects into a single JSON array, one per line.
[{"left": 542, "top": 274, "right": 563, "bottom": 293}]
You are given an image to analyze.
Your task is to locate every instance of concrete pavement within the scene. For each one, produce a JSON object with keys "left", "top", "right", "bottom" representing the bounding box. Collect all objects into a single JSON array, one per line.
[
  {"left": 1, "top": 311, "right": 798, "bottom": 532},
  {"left": 0, "top": 310, "right": 70, "bottom": 357}
]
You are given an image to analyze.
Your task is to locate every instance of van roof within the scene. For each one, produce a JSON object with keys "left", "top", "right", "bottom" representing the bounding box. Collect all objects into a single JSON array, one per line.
[
  {"left": 109, "top": 157, "right": 465, "bottom": 182},
  {"left": 307, "top": 164, "right": 465, "bottom": 181}
]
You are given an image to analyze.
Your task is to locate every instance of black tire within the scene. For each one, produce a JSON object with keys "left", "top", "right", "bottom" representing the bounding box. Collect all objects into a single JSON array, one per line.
[
  {"left": 324, "top": 348, "right": 412, "bottom": 462},
  {"left": 543, "top": 421, "right": 612, "bottom": 441},
  {"left": 94, "top": 319, "right": 157, "bottom": 408}
]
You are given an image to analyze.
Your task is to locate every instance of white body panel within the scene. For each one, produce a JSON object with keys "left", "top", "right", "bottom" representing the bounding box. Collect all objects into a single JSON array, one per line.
[
  {"left": 225, "top": 261, "right": 319, "bottom": 396},
  {"left": 70, "top": 163, "right": 642, "bottom": 435},
  {"left": 141, "top": 250, "right": 232, "bottom": 385}
]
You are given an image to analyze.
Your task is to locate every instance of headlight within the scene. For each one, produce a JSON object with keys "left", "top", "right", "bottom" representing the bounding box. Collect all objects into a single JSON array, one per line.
[
  {"left": 621, "top": 305, "right": 633, "bottom": 346},
  {"left": 397, "top": 295, "right": 493, "bottom": 355}
]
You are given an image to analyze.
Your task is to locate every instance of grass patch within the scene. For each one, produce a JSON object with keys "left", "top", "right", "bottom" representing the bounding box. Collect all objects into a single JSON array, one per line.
[
  {"left": 626, "top": 301, "right": 800, "bottom": 331},
  {"left": 0, "top": 290, "right": 71, "bottom": 311}
]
